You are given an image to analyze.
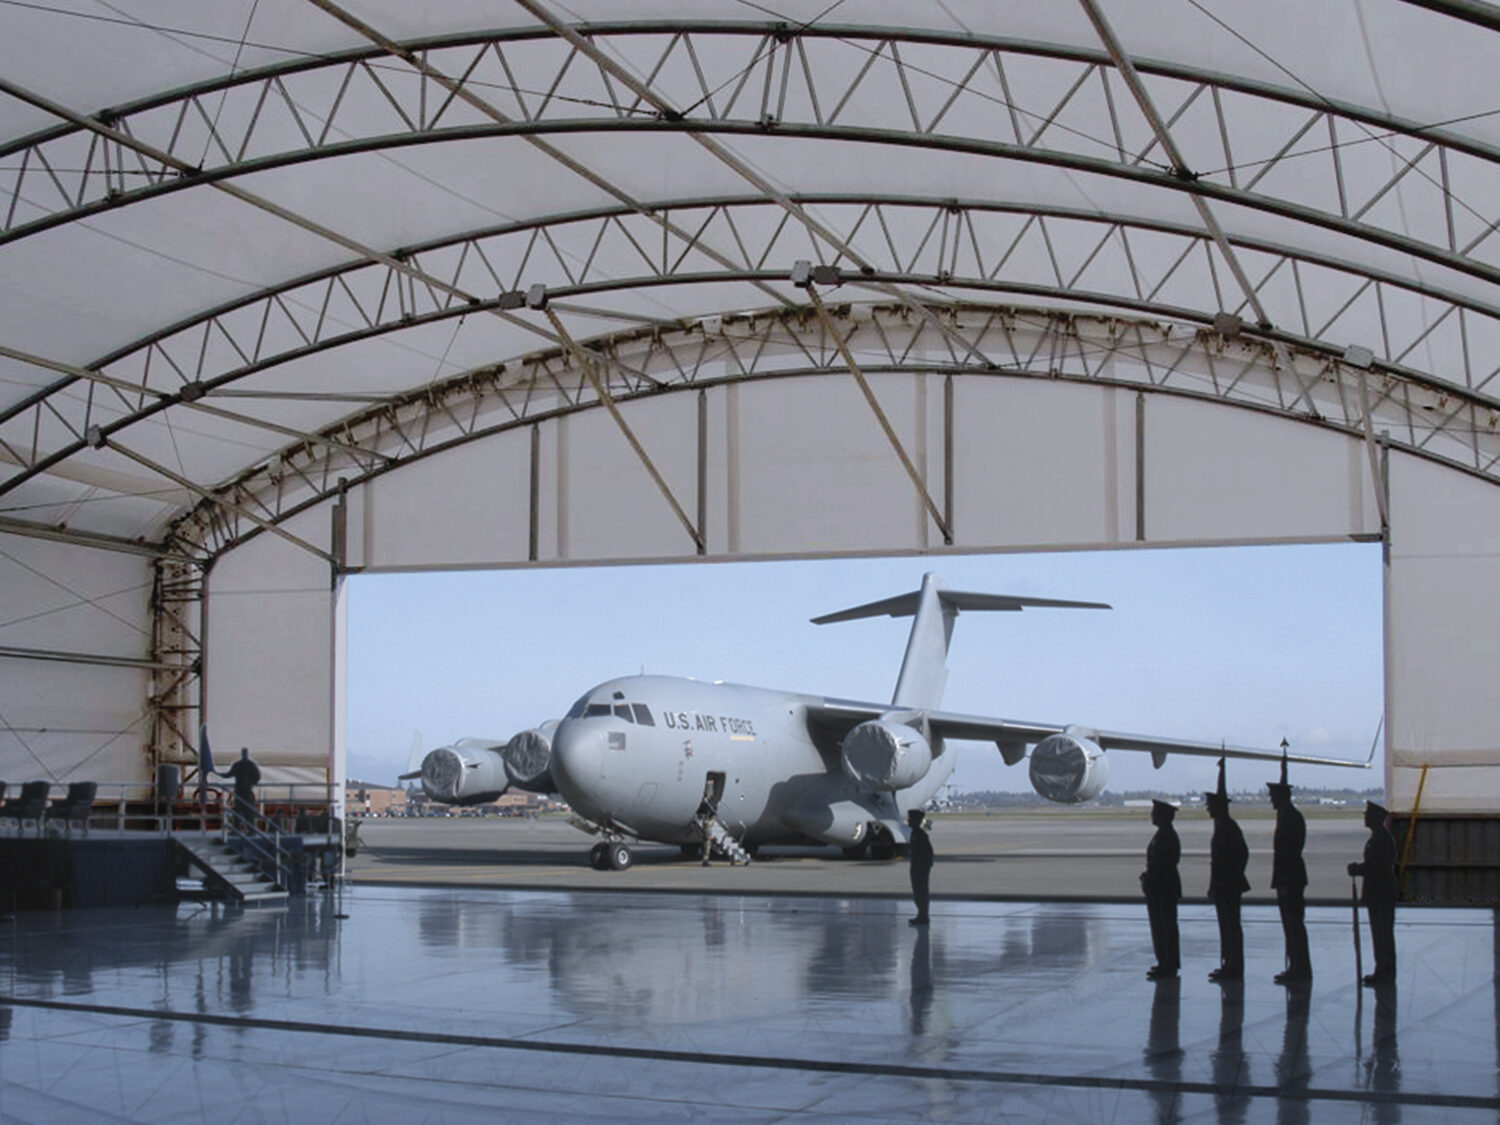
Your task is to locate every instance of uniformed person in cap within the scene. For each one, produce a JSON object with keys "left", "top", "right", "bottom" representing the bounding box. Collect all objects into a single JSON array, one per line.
[
  {"left": 907, "top": 807, "right": 933, "bottom": 926},
  {"left": 1348, "top": 800, "right": 1399, "bottom": 984},
  {"left": 1205, "top": 758, "right": 1250, "bottom": 982},
  {"left": 1268, "top": 747, "right": 1312, "bottom": 983},
  {"left": 1141, "top": 798, "right": 1181, "bottom": 979}
]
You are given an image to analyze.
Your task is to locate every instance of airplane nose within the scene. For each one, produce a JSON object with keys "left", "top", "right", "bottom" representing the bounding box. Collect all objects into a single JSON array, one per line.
[{"left": 550, "top": 721, "right": 605, "bottom": 809}]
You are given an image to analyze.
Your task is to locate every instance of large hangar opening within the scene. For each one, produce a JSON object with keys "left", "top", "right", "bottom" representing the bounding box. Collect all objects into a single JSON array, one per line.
[
  {"left": 4, "top": 1, "right": 1500, "bottom": 905},
  {"left": 343, "top": 544, "right": 1385, "bottom": 803}
]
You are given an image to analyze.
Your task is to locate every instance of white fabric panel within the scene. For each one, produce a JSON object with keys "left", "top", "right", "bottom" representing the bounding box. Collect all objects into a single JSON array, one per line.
[
  {"left": 0, "top": 659, "right": 148, "bottom": 787},
  {"left": 0, "top": 534, "right": 152, "bottom": 784},
  {"left": 723, "top": 374, "right": 937, "bottom": 556},
  {"left": 1144, "top": 397, "right": 1377, "bottom": 543},
  {"left": 1386, "top": 454, "right": 1500, "bottom": 810},
  {"left": 951, "top": 379, "right": 1126, "bottom": 548},
  {"left": 359, "top": 436, "right": 532, "bottom": 570},
  {"left": 0, "top": 534, "right": 152, "bottom": 656},
  {"left": 205, "top": 509, "right": 335, "bottom": 784},
  {"left": 544, "top": 393, "right": 702, "bottom": 561}
]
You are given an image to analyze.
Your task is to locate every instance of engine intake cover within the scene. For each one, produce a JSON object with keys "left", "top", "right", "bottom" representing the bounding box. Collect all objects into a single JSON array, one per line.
[
  {"left": 503, "top": 721, "right": 558, "bottom": 791},
  {"left": 422, "top": 739, "right": 506, "bottom": 805},
  {"left": 841, "top": 719, "right": 933, "bottom": 792},
  {"left": 1029, "top": 731, "right": 1110, "bottom": 803}
]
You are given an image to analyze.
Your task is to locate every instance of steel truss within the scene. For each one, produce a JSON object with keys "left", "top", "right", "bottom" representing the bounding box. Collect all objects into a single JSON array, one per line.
[
  {"left": 162, "top": 301, "right": 1499, "bottom": 559},
  {"left": 6, "top": 20, "right": 1500, "bottom": 279},
  {"left": 5, "top": 197, "right": 1500, "bottom": 526},
  {"left": 146, "top": 557, "right": 202, "bottom": 786}
]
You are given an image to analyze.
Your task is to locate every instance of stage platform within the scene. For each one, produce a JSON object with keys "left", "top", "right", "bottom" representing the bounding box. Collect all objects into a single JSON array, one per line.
[
  {"left": 0, "top": 829, "right": 342, "bottom": 908},
  {"left": 0, "top": 887, "right": 1495, "bottom": 1122}
]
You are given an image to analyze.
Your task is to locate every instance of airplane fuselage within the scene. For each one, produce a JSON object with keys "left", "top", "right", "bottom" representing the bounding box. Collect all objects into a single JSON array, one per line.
[{"left": 549, "top": 674, "right": 953, "bottom": 848}]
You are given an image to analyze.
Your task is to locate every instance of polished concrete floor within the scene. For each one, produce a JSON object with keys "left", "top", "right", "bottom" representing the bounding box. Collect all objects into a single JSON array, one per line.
[{"left": 1, "top": 888, "right": 1495, "bottom": 1123}]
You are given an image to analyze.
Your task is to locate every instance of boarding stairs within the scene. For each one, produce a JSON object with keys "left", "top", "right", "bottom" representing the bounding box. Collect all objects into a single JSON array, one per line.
[{"left": 700, "top": 814, "right": 752, "bottom": 865}]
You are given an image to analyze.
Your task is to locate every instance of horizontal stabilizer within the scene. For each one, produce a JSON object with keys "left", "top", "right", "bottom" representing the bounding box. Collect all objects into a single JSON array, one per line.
[{"left": 812, "top": 589, "right": 1109, "bottom": 624}]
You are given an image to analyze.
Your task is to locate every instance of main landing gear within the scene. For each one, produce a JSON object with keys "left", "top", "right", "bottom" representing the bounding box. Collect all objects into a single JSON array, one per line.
[{"left": 589, "top": 841, "right": 632, "bottom": 871}]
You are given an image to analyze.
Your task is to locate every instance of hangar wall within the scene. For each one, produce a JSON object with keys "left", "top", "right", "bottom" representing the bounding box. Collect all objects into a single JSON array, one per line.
[
  {"left": 0, "top": 536, "right": 154, "bottom": 788},
  {"left": 201, "top": 371, "right": 1500, "bottom": 814},
  {"left": 1386, "top": 455, "right": 1500, "bottom": 813},
  {"left": 202, "top": 507, "right": 341, "bottom": 801}
]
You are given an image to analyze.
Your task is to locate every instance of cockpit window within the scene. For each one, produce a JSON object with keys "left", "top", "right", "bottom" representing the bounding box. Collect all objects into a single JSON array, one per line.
[
  {"left": 613, "top": 703, "right": 633, "bottom": 722},
  {"left": 631, "top": 703, "right": 655, "bottom": 727},
  {"left": 566, "top": 695, "right": 590, "bottom": 719},
  {"left": 584, "top": 703, "right": 612, "bottom": 718}
]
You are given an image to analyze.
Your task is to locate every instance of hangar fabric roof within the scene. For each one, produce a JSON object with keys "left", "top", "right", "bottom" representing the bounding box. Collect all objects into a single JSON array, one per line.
[{"left": 4, "top": 0, "right": 1500, "bottom": 561}]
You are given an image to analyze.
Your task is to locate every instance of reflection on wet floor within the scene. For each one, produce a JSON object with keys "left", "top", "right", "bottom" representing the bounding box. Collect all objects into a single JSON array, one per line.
[{"left": 0, "top": 889, "right": 1496, "bottom": 1123}]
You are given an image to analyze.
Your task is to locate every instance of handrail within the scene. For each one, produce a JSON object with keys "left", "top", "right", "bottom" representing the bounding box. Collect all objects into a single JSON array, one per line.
[{"left": 220, "top": 804, "right": 295, "bottom": 891}]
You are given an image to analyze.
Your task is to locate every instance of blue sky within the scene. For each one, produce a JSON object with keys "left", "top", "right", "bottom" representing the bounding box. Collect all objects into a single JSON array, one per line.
[{"left": 343, "top": 543, "right": 1384, "bottom": 796}]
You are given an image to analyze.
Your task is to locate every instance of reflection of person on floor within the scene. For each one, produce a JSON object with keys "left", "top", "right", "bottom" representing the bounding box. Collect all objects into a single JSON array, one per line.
[
  {"left": 223, "top": 747, "right": 261, "bottom": 819},
  {"left": 1206, "top": 758, "right": 1249, "bottom": 983},
  {"left": 907, "top": 808, "right": 933, "bottom": 926},
  {"left": 1348, "top": 800, "right": 1399, "bottom": 984},
  {"left": 1142, "top": 799, "right": 1181, "bottom": 979},
  {"left": 1275, "top": 980, "right": 1311, "bottom": 1125},
  {"left": 1269, "top": 749, "right": 1312, "bottom": 983},
  {"left": 1211, "top": 977, "right": 1249, "bottom": 1125},
  {"left": 1144, "top": 977, "right": 1182, "bottom": 1124},
  {"left": 908, "top": 927, "right": 933, "bottom": 1036},
  {"left": 1367, "top": 980, "right": 1400, "bottom": 1125}
]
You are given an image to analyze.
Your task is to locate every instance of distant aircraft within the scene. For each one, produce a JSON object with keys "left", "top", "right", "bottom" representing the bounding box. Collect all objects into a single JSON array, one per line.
[{"left": 404, "top": 573, "right": 1365, "bottom": 870}]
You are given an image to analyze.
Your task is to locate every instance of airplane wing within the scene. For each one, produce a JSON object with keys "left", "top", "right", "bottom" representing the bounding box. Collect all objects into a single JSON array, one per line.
[
  {"left": 926, "top": 710, "right": 1370, "bottom": 770},
  {"left": 805, "top": 699, "right": 1368, "bottom": 770}
]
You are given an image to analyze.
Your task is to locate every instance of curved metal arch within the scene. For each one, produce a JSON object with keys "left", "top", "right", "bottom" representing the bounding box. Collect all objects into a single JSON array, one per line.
[
  {"left": 7, "top": 197, "right": 1500, "bottom": 511},
  {"left": 7, "top": 105, "right": 1499, "bottom": 300},
  {"left": 5, "top": 19, "right": 1499, "bottom": 288},
  {"left": 163, "top": 303, "right": 1500, "bottom": 561}
]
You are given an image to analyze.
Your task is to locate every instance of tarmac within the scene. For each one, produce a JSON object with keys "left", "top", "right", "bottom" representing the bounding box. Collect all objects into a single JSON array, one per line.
[
  {"left": 343, "top": 809, "right": 1373, "bottom": 902},
  {"left": 1, "top": 812, "right": 1495, "bottom": 1122}
]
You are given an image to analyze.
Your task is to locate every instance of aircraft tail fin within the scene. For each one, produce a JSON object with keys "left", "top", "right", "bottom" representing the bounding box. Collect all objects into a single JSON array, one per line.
[{"left": 813, "top": 573, "right": 1110, "bottom": 710}]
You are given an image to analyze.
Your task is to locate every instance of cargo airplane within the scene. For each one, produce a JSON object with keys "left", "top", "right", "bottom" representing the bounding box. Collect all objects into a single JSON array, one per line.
[{"left": 405, "top": 573, "right": 1365, "bottom": 870}]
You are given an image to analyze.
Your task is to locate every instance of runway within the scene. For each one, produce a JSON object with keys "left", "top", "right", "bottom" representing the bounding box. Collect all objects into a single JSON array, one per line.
[
  {"left": 0, "top": 886, "right": 1494, "bottom": 1122},
  {"left": 345, "top": 809, "right": 1372, "bottom": 903}
]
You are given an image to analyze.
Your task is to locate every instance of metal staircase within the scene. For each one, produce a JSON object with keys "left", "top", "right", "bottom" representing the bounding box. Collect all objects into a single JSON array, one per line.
[
  {"left": 175, "top": 835, "right": 289, "bottom": 903},
  {"left": 700, "top": 814, "right": 752, "bottom": 865}
]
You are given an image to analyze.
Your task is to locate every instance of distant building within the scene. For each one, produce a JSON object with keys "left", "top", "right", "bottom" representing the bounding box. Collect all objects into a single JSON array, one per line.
[
  {"left": 345, "top": 781, "right": 555, "bottom": 816},
  {"left": 347, "top": 781, "right": 408, "bottom": 817}
]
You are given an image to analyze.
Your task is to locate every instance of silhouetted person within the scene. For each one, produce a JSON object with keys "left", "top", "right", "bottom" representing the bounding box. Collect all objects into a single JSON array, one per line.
[
  {"left": 1142, "top": 799, "right": 1181, "bottom": 979},
  {"left": 1268, "top": 750, "right": 1312, "bottom": 983},
  {"left": 1206, "top": 758, "right": 1249, "bottom": 983},
  {"left": 224, "top": 747, "right": 261, "bottom": 819},
  {"left": 907, "top": 808, "right": 932, "bottom": 926},
  {"left": 1348, "top": 800, "right": 1398, "bottom": 984}
]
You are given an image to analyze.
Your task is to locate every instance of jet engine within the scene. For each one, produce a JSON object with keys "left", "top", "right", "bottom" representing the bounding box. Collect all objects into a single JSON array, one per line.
[
  {"left": 420, "top": 738, "right": 507, "bottom": 805},
  {"left": 503, "top": 720, "right": 558, "bottom": 793},
  {"left": 783, "top": 797, "right": 871, "bottom": 848},
  {"left": 841, "top": 718, "right": 933, "bottom": 792},
  {"left": 1029, "top": 729, "right": 1110, "bottom": 804}
]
